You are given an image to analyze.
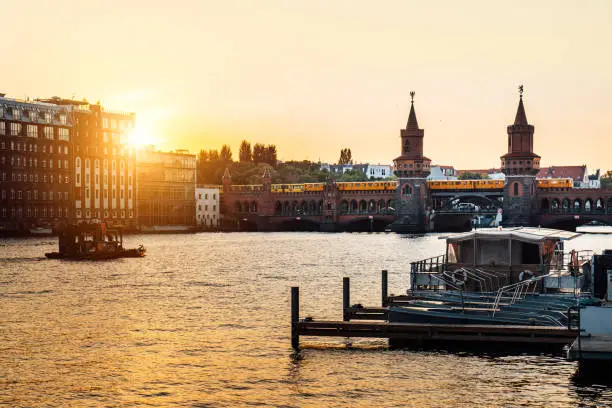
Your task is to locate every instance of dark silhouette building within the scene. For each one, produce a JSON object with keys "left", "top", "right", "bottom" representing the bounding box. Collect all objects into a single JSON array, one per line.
[{"left": 0, "top": 95, "right": 73, "bottom": 233}]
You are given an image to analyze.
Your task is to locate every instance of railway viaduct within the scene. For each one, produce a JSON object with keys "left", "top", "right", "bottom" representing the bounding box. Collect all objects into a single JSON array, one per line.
[{"left": 220, "top": 89, "right": 612, "bottom": 232}]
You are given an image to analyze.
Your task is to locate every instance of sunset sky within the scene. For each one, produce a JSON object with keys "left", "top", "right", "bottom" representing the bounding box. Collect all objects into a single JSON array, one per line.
[{"left": 2, "top": 0, "right": 611, "bottom": 171}]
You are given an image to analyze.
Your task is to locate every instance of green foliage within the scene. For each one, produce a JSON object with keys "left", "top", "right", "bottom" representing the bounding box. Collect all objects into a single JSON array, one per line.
[
  {"left": 458, "top": 172, "right": 488, "bottom": 180},
  {"left": 601, "top": 177, "right": 612, "bottom": 189},
  {"left": 338, "top": 148, "right": 353, "bottom": 165},
  {"left": 334, "top": 169, "right": 368, "bottom": 182},
  {"left": 220, "top": 144, "right": 233, "bottom": 162},
  {"left": 239, "top": 140, "right": 252, "bottom": 162}
]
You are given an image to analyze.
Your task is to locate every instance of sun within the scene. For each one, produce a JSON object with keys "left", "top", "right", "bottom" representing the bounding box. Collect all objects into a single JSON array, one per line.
[{"left": 128, "top": 122, "right": 158, "bottom": 148}]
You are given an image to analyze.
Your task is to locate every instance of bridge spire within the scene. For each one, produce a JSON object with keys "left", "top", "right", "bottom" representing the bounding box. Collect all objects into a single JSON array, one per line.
[
  {"left": 406, "top": 91, "right": 419, "bottom": 130},
  {"left": 514, "top": 85, "right": 528, "bottom": 126}
]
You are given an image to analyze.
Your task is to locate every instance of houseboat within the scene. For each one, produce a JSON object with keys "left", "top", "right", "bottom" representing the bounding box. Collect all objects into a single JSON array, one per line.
[
  {"left": 45, "top": 223, "right": 146, "bottom": 260},
  {"left": 390, "top": 227, "right": 591, "bottom": 326}
]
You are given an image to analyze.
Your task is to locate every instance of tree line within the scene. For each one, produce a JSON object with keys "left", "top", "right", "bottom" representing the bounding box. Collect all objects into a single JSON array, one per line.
[{"left": 196, "top": 142, "right": 392, "bottom": 185}]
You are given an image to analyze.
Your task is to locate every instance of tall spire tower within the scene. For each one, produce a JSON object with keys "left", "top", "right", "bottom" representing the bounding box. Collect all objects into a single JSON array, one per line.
[
  {"left": 501, "top": 85, "right": 540, "bottom": 175},
  {"left": 391, "top": 92, "right": 432, "bottom": 233},
  {"left": 393, "top": 92, "right": 431, "bottom": 177},
  {"left": 500, "top": 86, "right": 539, "bottom": 227}
]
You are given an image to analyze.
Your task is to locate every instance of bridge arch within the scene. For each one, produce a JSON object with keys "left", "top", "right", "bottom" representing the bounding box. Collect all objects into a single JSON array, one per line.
[
  {"left": 584, "top": 198, "right": 593, "bottom": 212},
  {"left": 596, "top": 198, "right": 605, "bottom": 211},
  {"left": 283, "top": 201, "right": 290, "bottom": 215},
  {"left": 401, "top": 183, "right": 412, "bottom": 196},
  {"left": 235, "top": 201, "right": 242, "bottom": 213},
  {"left": 339, "top": 200, "right": 348, "bottom": 215},
  {"left": 368, "top": 199, "right": 376, "bottom": 213},
  {"left": 318, "top": 200, "right": 323, "bottom": 214},
  {"left": 243, "top": 200, "right": 250, "bottom": 213},
  {"left": 573, "top": 198, "right": 582, "bottom": 212},
  {"left": 350, "top": 200, "right": 358, "bottom": 213},
  {"left": 299, "top": 200, "right": 307, "bottom": 215},
  {"left": 359, "top": 200, "right": 367, "bottom": 213},
  {"left": 551, "top": 199, "right": 560, "bottom": 211},
  {"left": 291, "top": 201, "right": 298, "bottom": 215},
  {"left": 275, "top": 201, "right": 282, "bottom": 215},
  {"left": 309, "top": 200, "right": 317, "bottom": 215},
  {"left": 377, "top": 199, "right": 386, "bottom": 213},
  {"left": 562, "top": 198, "right": 570, "bottom": 211},
  {"left": 541, "top": 198, "right": 550, "bottom": 211}
]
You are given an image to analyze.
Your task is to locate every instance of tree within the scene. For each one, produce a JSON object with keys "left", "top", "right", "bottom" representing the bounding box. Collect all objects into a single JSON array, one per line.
[
  {"left": 252, "top": 143, "right": 266, "bottom": 163},
  {"left": 458, "top": 172, "right": 488, "bottom": 180},
  {"left": 220, "top": 144, "right": 233, "bottom": 162},
  {"left": 208, "top": 149, "right": 220, "bottom": 161},
  {"left": 264, "top": 144, "right": 277, "bottom": 166},
  {"left": 338, "top": 148, "right": 352, "bottom": 165},
  {"left": 239, "top": 140, "right": 252, "bottom": 162}
]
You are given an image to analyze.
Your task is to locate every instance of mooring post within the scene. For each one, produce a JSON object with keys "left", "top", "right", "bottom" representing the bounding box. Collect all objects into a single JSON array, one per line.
[
  {"left": 381, "top": 269, "right": 388, "bottom": 307},
  {"left": 342, "top": 277, "right": 350, "bottom": 321},
  {"left": 291, "top": 286, "right": 299, "bottom": 350}
]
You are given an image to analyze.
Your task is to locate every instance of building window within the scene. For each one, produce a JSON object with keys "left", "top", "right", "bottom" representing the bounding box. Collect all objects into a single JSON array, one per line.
[
  {"left": 44, "top": 126, "right": 54, "bottom": 140},
  {"left": 12, "top": 108, "right": 21, "bottom": 119},
  {"left": 26, "top": 125, "right": 37, "bottom": 138},
  {"left": 58, "top": 128, "right": 69, "bottom": 141},
  {"left": 10, "top": 123, "right": 22, "bottom": 136},
  {"left": 513, "top": 182, "right": 519, "bottom": 196},
  {"left": 59, "top": 114, "right": 67, "bottom": 125},
  {"left": 0, "top": 122, "right": 5, "bottom": 136},
  {"left": 44, "top": 112, "right": 52, "bottom": 123}
]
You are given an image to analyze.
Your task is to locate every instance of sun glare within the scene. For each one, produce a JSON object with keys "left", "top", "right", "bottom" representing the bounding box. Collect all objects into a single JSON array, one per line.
[{"left": 128, "top": 123, "right": 158, "bottom": 148}]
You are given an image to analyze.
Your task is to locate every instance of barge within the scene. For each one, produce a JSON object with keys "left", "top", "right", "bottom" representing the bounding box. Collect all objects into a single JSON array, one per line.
[{"left": 45, "top": 223, "right": 146, "bottom": 260}]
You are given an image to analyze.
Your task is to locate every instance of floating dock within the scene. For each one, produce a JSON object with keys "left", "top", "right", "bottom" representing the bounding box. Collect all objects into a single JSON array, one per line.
[{"left": 290, "top": 272, "right": 579, "bottom": 350}]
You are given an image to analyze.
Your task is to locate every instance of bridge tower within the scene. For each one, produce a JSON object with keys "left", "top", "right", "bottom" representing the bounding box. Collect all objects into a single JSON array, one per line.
[
  {"left": 391, "top": 92, "right": 431, "bottom": 233},
  {"left": 501, "top": 86, "right": 541, "bottom": 226}
]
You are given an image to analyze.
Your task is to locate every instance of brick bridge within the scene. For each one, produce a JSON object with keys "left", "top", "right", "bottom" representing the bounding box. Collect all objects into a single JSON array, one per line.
[
  {"left": 535, "top": 189, "right": 612, "bottom": 229},
  {"left": 219, "top": 90, "right": 612, "bottom": 232},
  {"left": 220, "top": 169, "right": 395, "bottom": 232}
]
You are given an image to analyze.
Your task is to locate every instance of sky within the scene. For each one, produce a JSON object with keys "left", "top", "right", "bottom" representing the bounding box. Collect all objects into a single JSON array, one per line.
[{"left": 1, "top": 0, "right": 611, "bottom": 171}]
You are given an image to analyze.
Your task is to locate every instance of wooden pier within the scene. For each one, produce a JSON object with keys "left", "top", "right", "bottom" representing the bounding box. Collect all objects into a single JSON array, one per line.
[{"left": 291, "top": 271, "right": 578, "bottom": 350}]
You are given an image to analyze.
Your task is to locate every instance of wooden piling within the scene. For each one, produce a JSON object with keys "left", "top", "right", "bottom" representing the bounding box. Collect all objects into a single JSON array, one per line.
[
  {"left": 381, "top": 270, "right": 388, "bottom": 307},
  {"left": 291, "top": 286, "right": 299, "bottom": 350},
  {"left": 343, "top": 277, "right": 350, "bottom": 321}
]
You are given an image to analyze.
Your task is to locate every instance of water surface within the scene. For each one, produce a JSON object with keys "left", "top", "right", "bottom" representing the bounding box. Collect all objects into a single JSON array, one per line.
[{"left": 2, "top": 232, "right": 612, "bottom": 407}]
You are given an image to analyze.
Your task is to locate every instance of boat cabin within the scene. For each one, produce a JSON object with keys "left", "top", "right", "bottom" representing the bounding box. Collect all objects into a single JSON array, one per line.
[
  {"left": 58, "top": 223, "right": 124, "bottom": 256},
  {"left": 444, "top": 227, "right": 579, "bottom": 270},
  {"left": 412, "top": 227, "right": 585, "bottom": 292}
]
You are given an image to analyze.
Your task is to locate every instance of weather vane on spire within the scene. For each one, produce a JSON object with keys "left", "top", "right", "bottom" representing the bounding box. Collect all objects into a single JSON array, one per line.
[
  {"left": 518, "top": 85, "right": 524, "bottom": 98},
  {"left": 410, "top": 91, "right": 415, "bottom": 103}
]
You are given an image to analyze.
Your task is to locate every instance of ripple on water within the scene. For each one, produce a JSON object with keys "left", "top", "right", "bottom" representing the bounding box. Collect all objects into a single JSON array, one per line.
[{"left": 1, "top": 232, "right": 612, "bottom": 407}]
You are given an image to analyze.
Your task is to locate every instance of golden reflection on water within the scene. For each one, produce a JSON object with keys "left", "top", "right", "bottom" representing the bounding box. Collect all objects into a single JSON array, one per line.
[{"left": 1, "top": 232, "right": 612, "bottom": 407}]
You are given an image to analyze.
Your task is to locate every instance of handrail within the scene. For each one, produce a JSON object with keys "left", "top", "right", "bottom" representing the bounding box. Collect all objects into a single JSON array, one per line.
[{"left": 491, "top": 275, "right": 545, "bottom": 317}]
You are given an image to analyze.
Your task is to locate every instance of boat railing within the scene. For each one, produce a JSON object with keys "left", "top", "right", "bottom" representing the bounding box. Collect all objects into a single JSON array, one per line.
[
  {"left": 410, "top": 254, "right": 446, "bottom": 273},
  {"left": 491, "top": 276, "right": 544, "bottom": 317}
]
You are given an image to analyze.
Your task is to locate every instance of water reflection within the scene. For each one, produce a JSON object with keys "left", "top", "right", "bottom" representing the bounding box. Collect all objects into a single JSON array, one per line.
[{"left": 1, "top": 232, "right": 612, "bottom": 407}]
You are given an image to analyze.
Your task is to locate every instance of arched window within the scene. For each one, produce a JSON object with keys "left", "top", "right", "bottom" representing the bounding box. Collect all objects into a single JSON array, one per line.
[
  {"left": 402, "top": 184, "right": 412, "bottom": 196},
  {"left": 513, "top": 182, "right": 519, "bottom": 196},
  {"left": 75, "top": 157, "right": 81, "bottom": 168}
]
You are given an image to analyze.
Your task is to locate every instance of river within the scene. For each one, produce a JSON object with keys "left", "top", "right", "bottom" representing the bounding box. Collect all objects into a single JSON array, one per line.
[{"left": 2, "top": 232, "right": 612, "bottom": 407}]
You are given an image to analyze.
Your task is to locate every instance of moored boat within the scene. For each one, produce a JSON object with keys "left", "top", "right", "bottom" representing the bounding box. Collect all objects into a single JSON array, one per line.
[
  {"left": 45, "top": 223, "right": 146, "bottom": 260},
  {"left": 391, "top": 227, "right": 591, "bottom": 326},
  {"left": 29, "top": 226, "right": 53, "bottom": 236}
]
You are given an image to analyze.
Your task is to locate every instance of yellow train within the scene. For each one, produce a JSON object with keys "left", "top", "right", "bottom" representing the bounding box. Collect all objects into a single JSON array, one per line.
[
  {"left": 271, "top": 184, "right": 305, "bottom": 193},
  {"left": 426, "top": 179, "right": 504, "bottom": 190},
  {"left": 336, "top": 181, "right": 397, "bottom": 191},
  {"left": 304, "top": 183, "right": 324, "bottom": 192},
  {"left": 536, "top": 178, "right": 573, "bottom": 189},
  {"left": 426, "top": 178, "right": 573, "bottom": 191}
]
